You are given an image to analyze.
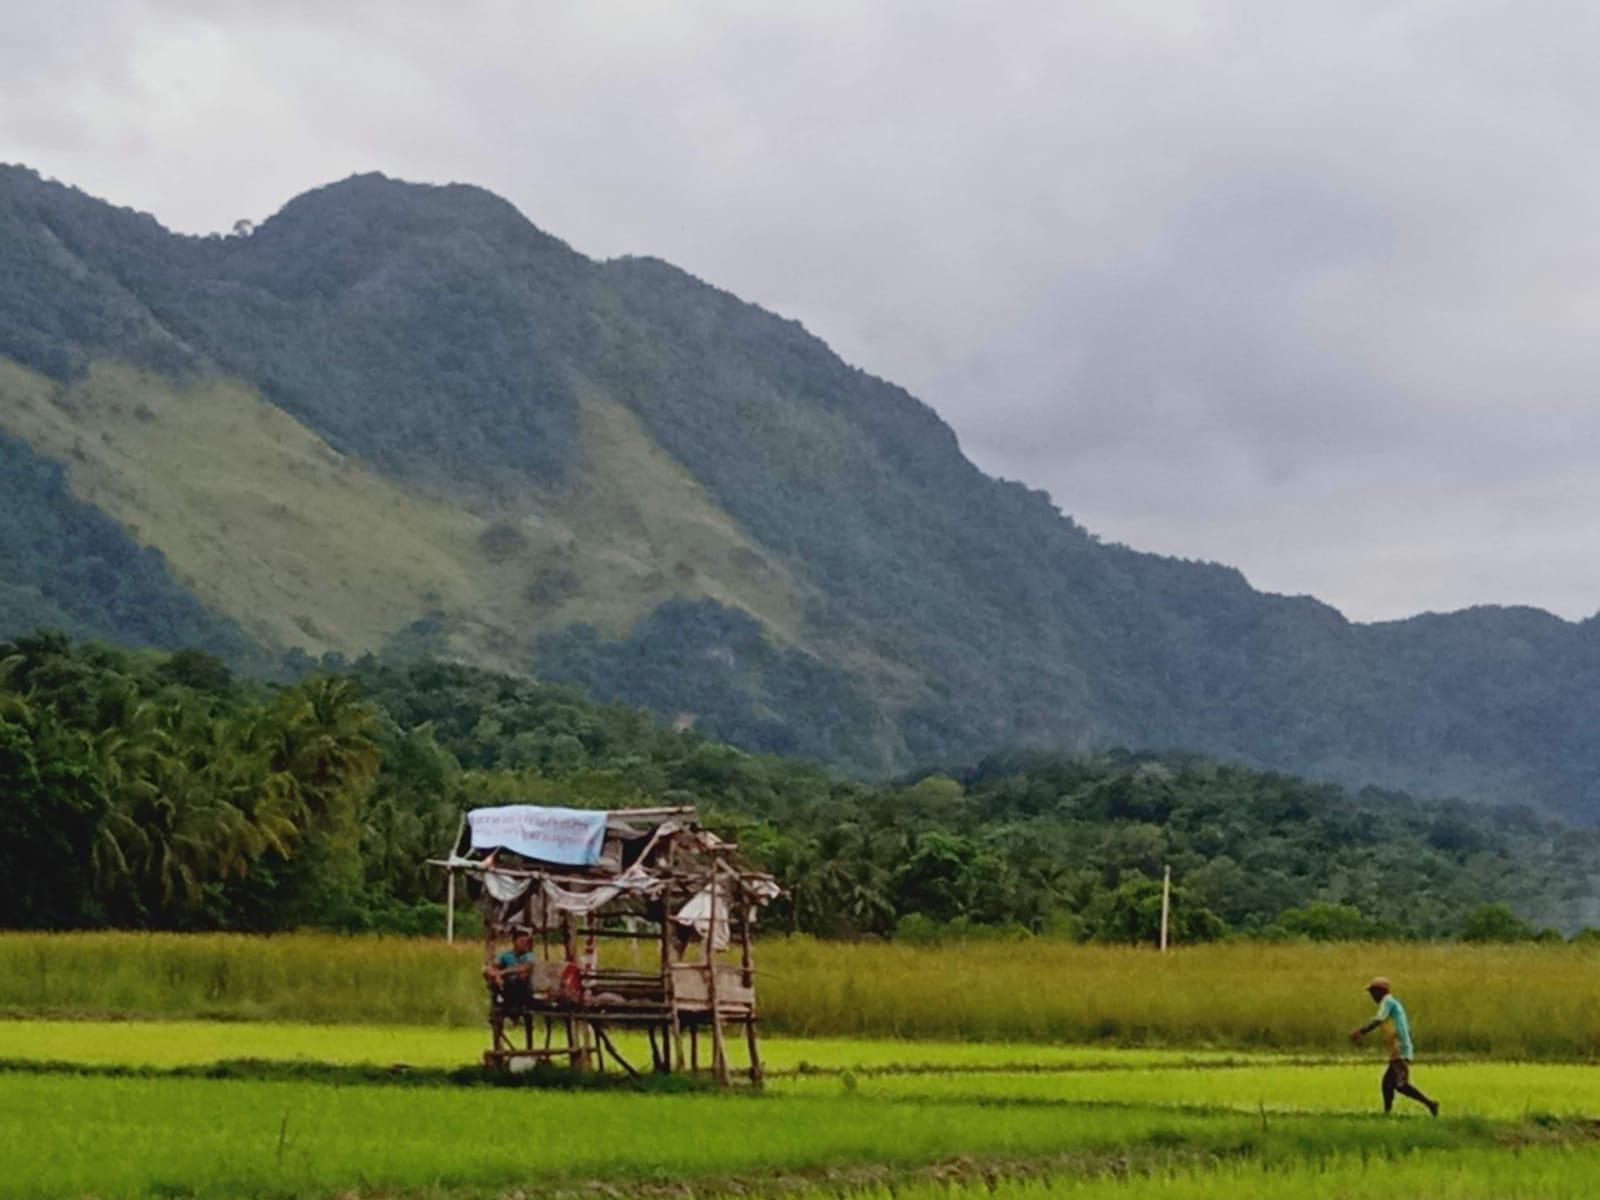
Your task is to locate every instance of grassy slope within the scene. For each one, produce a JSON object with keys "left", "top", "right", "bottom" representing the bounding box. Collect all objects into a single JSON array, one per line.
[
  {"left": 0, "top": 425, "right": 251, "bottom": 656},
  {"left": 0, "top": 356, "right": 804, "bottom": 659},
  {"left": 544, "top": 381, "right": 806, "bottom": 642},
  {"left": 0, "top": 357, "right": 477, "bottom": 655}
]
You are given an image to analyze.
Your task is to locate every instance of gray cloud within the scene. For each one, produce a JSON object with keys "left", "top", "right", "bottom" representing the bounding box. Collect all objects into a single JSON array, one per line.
[{"left": 5, "top": 0, "right": 1599, "bottom": 620}]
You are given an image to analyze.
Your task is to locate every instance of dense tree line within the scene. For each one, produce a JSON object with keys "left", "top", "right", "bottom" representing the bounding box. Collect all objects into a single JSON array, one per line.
[{"left": 2, "top": 633, "right": 1594, "bottom": 942}]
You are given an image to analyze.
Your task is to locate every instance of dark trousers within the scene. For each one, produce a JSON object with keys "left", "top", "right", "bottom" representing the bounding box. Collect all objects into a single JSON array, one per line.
[
  {"left": 1381, "top": 1058, "right": 1434, "bottom": 1112},
  {"left": 491, "top": 977, "right": 532, "bottom": 1018}
]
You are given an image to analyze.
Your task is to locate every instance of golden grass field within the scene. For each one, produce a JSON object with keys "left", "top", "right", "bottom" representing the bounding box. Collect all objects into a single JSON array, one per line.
[{"left": 4, "top": 931, "right": 1598, "bottom": 1057}]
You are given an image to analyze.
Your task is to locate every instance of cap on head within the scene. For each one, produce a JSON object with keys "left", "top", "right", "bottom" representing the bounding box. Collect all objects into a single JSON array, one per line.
[{"left": 1365, "top": 976, "right": 1391, "bottom": 994}]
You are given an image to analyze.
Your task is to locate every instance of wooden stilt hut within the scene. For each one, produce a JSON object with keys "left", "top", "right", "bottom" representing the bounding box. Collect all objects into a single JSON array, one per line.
[{"left": 431, "top": 804, "right": 778, "bottom": 1085}]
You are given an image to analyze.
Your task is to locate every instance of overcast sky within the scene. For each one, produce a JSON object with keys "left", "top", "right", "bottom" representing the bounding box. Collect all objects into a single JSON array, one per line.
[{"left": 6, "top": 1, "right": 1599, "bottom": 622}]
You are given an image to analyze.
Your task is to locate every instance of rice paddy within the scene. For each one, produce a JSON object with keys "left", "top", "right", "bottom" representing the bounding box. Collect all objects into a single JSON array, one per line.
[
  {"left": 0, "top": 1018, "right": 1255, "bottom": 1073},
  {"left": 832, "top": 1144, "right": 1600, "bottom": 1200},
  {"left": 5, "top": 932, "right": 1600, "bottom": 1198},
  {"left": 775, "top": 1056, "right": 1600, "bottom": 1121},
  {"left": 0, "top": 1054, "right": 1567, "bottom": 1200}
]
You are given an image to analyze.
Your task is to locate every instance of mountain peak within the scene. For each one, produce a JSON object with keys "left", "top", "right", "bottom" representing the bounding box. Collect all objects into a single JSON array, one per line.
[{"left": 256, "top": 171, "right": 566, "bottom": 255}]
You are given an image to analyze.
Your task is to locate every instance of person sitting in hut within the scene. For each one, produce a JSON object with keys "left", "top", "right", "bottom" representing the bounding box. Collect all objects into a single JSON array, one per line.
[{"left": 485, "top": 930, "right": 536, "bottom": 1039}]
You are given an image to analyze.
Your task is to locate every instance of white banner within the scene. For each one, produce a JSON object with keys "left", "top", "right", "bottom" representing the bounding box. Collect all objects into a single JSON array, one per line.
[{"left": 468, "top": 805, "right": 607, "bottom": 866}]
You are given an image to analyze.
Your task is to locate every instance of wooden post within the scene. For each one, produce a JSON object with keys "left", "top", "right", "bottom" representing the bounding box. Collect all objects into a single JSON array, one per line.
[
  {"left": 582, "top": 908, "right": 599, "bottom": 1071},
  {"left": 741, "top": 891, "right": 763, "bottom": 1086},
  {"left": 666, "top": 845, "right": 686, "bottom": 1072},
  {"left": 1160, "top": 864, "right": 1172, "bottom": 953},
  {"left": 561, "top": 913, "right": 584, "bottom": 1069},
  {"left": 706, "top": 857, "right": 729, "bottom": 1084},
  {"left": 484, "top": 921, "right": 498, "bottom": 1059},
  {"left": 658, "top": 893, "right": 676, "bottom": 1072},
  {"left": 739, "top": 892, "right": 755, "bottom": 988},
  {"left": 445, "top": 811, "right": 466, "bottom": 944},
  {"left": 745, "top": 1018, "right": 763, "bottom": 1086},
  {"left": 673, "top": 1017, "right": 688, "bottom": 1074}
]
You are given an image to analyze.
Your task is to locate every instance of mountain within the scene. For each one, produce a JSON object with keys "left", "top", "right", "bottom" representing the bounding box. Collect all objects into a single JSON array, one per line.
[{"left": 2, "top": 164, "right": 1597, "bottom": 819}]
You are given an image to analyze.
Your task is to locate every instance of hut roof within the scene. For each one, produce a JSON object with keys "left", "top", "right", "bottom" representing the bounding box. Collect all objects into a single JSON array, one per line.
[{"left": 431, "top": 804, "right": 777, "bottom": 923}]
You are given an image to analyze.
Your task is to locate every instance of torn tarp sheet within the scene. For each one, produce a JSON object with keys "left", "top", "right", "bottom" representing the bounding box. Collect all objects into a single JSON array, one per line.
[
  {"left": 539, "top": 864, "right": 660, "bottom": 916},
  {"left": 674, "top": 886, "right": 731, "bottom": 952},
  {"left": 483, "top": 870, "right": 531, "bottom": 903},
  {"left": 468, "top": 805, "right": 608, "bottom": 866},
  {"left": 674, "top": 878, "right": 782, "bottom": 951}
]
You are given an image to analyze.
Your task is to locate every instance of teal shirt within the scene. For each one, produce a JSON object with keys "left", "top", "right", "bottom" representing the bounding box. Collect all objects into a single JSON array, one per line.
[
  {"left": 1376, "top": 994, "right": 1415, "bottom": 1059},
  {"left": 496, "top": 949, "right": 534, "bottom": 974}
]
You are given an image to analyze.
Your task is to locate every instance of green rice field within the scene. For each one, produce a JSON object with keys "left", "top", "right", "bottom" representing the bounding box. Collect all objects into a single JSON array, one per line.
[
  {"left": 844, "top": 1145, "right": 1600, "bottom": 1200},
  {"left": 5, "top": 932, "right": 1600, "bottom": 1198},
  {"left": 777, "top": 1056, "right": 1600, "bottom": 1119},
  {"left": 6, "top": 1018, "right": 1598, "bottom": 1124},
  {"left": 0, "top": 1017, "right": 1257, "bottom": 1072},
  {"left": 6, "top": 1031, "right": 1594, "bottom": 1200},
  {"left": 3, "top": 1015, "right": 1598, "bottom": 1199}
]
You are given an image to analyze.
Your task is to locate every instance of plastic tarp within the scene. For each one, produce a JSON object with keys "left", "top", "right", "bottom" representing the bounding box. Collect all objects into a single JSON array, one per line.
[
  {"left": 674, "top": 878, "right": 782, "bottom": 951},
  {"left": 540, "top": 864, "right": 660, "bottom": 916},
  {"left": 468, "top": 805, "right": 608, "bottom": 866},
  {"left": 674, "top": 886, "right": 732, "bottom": 951},
  {"left": 483, "top": 870, "right": 531, "bottom": 903}
]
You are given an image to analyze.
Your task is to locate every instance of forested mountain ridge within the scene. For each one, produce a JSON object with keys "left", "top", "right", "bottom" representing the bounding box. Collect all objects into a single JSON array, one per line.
[{"left": 2, "top": 163, "right": 1597, "bottom": 819}]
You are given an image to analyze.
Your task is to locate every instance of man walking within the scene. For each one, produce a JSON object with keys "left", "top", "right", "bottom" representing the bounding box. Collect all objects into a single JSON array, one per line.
[{"left": 1350, "top": 976, "right": 1439, "bottom": 1116}]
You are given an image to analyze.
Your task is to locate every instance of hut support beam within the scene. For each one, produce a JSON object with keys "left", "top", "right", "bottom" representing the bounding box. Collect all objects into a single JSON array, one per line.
[
  {"left": 707, "top": 857, "right": 729, "bottom": 1085},
  {"left": 592, "top": 1024, "right": 640, "bottom": 1078}
]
